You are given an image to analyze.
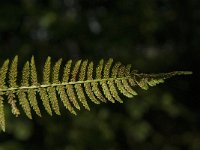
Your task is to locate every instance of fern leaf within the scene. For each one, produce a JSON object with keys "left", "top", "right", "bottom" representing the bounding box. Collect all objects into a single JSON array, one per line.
[
  {"left": 55, "top": 60, "right": 76, "bottom": 114},
  {"left": 52, "top": 59, "right": 62, "bottom": 84},
  {"left": 125, "top": 64, "right": 137, "bottom": 86},
  {"left": 66, "top": 85, "right": 80, "bottom": 110},
  {"left": 95, "top": 59, "right": 108, "bottom": 103},
  {"left": 21, "top": 62, "right": 30, "bottom": 86},
  {"left": 114, "top": 63, "right": 133, "bottom": 98},
  {"left": 0, "top": 55, "right": 192, "bottom": 132},
  {"left": 101, "top": 59, "right": 115, "bottom": 103},
  {"left": 63, "top": 60, "right": 72, "bottom": 82},
  {"left": 30, "top": 56, "right": 38, "bottom": 85},
  {"left": 121, "top": 66, "right": 138, "bottom": 96},
  {"left": 89, "top": 62, "right": 107, "bottom": 103},
  {"left": 0, "top": 59, "right": 9, "bottom": 88},
  {"left": 50, "top": 59, "right": 64, "bottom": 115},
  {"left": 53, "top": 59, "right": 76, "bottom": 114},
  {"left": 84, "top": 62, "right": 100, "bottom": 104},
  {"left": 8, "top": 56, "right": 20, "bottom": 116},
  {"left": 0, "top": 59, "right": 9, "bottom": 131},
  {"left": 39, "top": 88, "right": 52, "bottom": 115},
  {"left": 47, "top": 87, "right": 60, "bottom": 115},
  {"left": 18, "top": 91, "right": 31, "bottom": 119},
  {"left": 74, "top": 60, "right": 90, "bottom": 110},
  {"left": 45, "top": 57, "right": 60, "bottom": 115},
  {"left": 0, "top": 59, "right": 9, "bottom": 132},
  {"left": 0, "top": 95, "right": 5, "bottom": 132},
  {"left": 29, "top": 57, "right": 41, "bottom": 116},
  {"left": 108, "top": 61, "right": 123, "bottom": 103},
  {"left": 73, "top": 60, "right": 88, "bottom": 109},
  {"left": 43, "top": 57, "right": 51, "bottom": 84},
  {"left": 27, "top": 89, "right": 41, "bottom": 116},
  {"left": 64, "top": 60, "right": 80, "bottom": 110},
  {"left": 8, "top": 56, "right": 18, "bottom": 87},
  {"left": 18, "top": 62, "right": 32, "bottom": 119},
  {"left": 57, "top": 85, "right": 76, "bottom": 115},
  {"left": 32, "top": 57, "right": 51, "bottom": 116}
]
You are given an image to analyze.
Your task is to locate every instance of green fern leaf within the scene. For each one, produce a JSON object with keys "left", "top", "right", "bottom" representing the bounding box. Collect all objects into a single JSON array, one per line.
[
  {"left": 64, "top": 60, "right": 80, "bottom": 110},
  {"left": 89, "top": 62, "right": 107, "bottom": 103},
  {"left": 38, "top": 57, "right": 52, "bottom": 116},
  {"left": 73, "top": 60, "right": 90, "bottom": 110},
  {"left": 101, "top": 59, "right": 115, "bottom": 103},
  {"left": 44, "top": 57, "right": 60, "bottom": 115},
  {"left": 84, "top": 62, "right": 100, "bottom": 104},
  {"left": 0, "top": 59, "right": 9, "bottom": 132},
  {"left": 0, "top": 59, "right": 9, "bottom": 89},
  {"left": 75, "top": 60, "right": 90, "bottom": 110},
  {"left": 115, "top": 63, "right": 133, "bottom": 98},
  {"left": 0, "top": 55, "right": 192, "bottom": 132},
  {"left": 28, "top": 56, "right": 41, "bottom": 116},
  {"left": 18, "top": 61, "right": 32, "bottom": 119},
  {"left": 95, "top": 59, "right": 108, "bottom": 102},
  {"left": 8, "top": 56, "right": 20, "bottom": 116}
]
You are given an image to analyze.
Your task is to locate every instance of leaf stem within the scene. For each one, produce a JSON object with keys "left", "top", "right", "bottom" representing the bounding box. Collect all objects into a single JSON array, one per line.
[{"left": 0, "top": 76, "right": 131, "bottom": 93}]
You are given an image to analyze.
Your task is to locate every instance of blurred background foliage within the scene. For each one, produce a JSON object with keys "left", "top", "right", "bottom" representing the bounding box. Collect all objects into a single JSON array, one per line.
[{"left": 0, "top": 0, "right": 199, "bottom": 150}]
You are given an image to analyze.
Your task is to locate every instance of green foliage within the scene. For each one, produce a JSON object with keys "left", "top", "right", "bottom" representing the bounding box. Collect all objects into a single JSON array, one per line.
[{"left": 0, "top": 56, "right": 192, "bottom": 132}]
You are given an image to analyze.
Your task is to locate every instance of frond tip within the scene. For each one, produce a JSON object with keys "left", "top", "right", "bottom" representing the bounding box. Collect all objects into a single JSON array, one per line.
[{"left": 0, "top": 56, "right": 192, "bottom": 132}]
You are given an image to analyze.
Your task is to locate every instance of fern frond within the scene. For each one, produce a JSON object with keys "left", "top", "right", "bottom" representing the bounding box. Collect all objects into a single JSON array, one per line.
[
  {"left": 115, "top": 63, "right": 134, "bottom": 98},
  {"left": 73, "top": 60, "right": 90, "bottom": 110},
  {"left": 0, "top": 55, "right": 192, "bottom": 131},
  {"left": 66, "top": 60, "right": 80, "bottom": 110},
  {"left": 75, "top": 60, "right": 90, "bottom": 110},
  {"left": 84, "top": 62, "right": 100, "bottom": 104},
  {"left": 36, "top": 56, "right": 52, "bottom": 116},
  {"left": 29, "top": 56, "right": 41, "bottom": 116},
  {"left": 0, "top": 59, "right": 9, "bottom": 89},
  {"left": 90, "top": 61, "right": 107, "bottom": 103},
  {"left": 101, "top": 59, "right": 115, "bottom": 103},
  {"left": 45, "top": 57, "right": 60, "bottom": 115},
  {"left": 18, "top": 61, "right": 32, "bottom": 119},
  {"left": 0, "top": 59, "right": 9, "bottom": 132},
  {"left": 27, "top": 89, "right": 41, "bottom": 116},
  {"left": 8, "top": 56, "right": 20, "bottom": 116}
]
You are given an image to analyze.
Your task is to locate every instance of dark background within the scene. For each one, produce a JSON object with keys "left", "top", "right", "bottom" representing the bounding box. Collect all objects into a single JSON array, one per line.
[{"left": 0, "top": 0, "right": 199, "bottom": 150}]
